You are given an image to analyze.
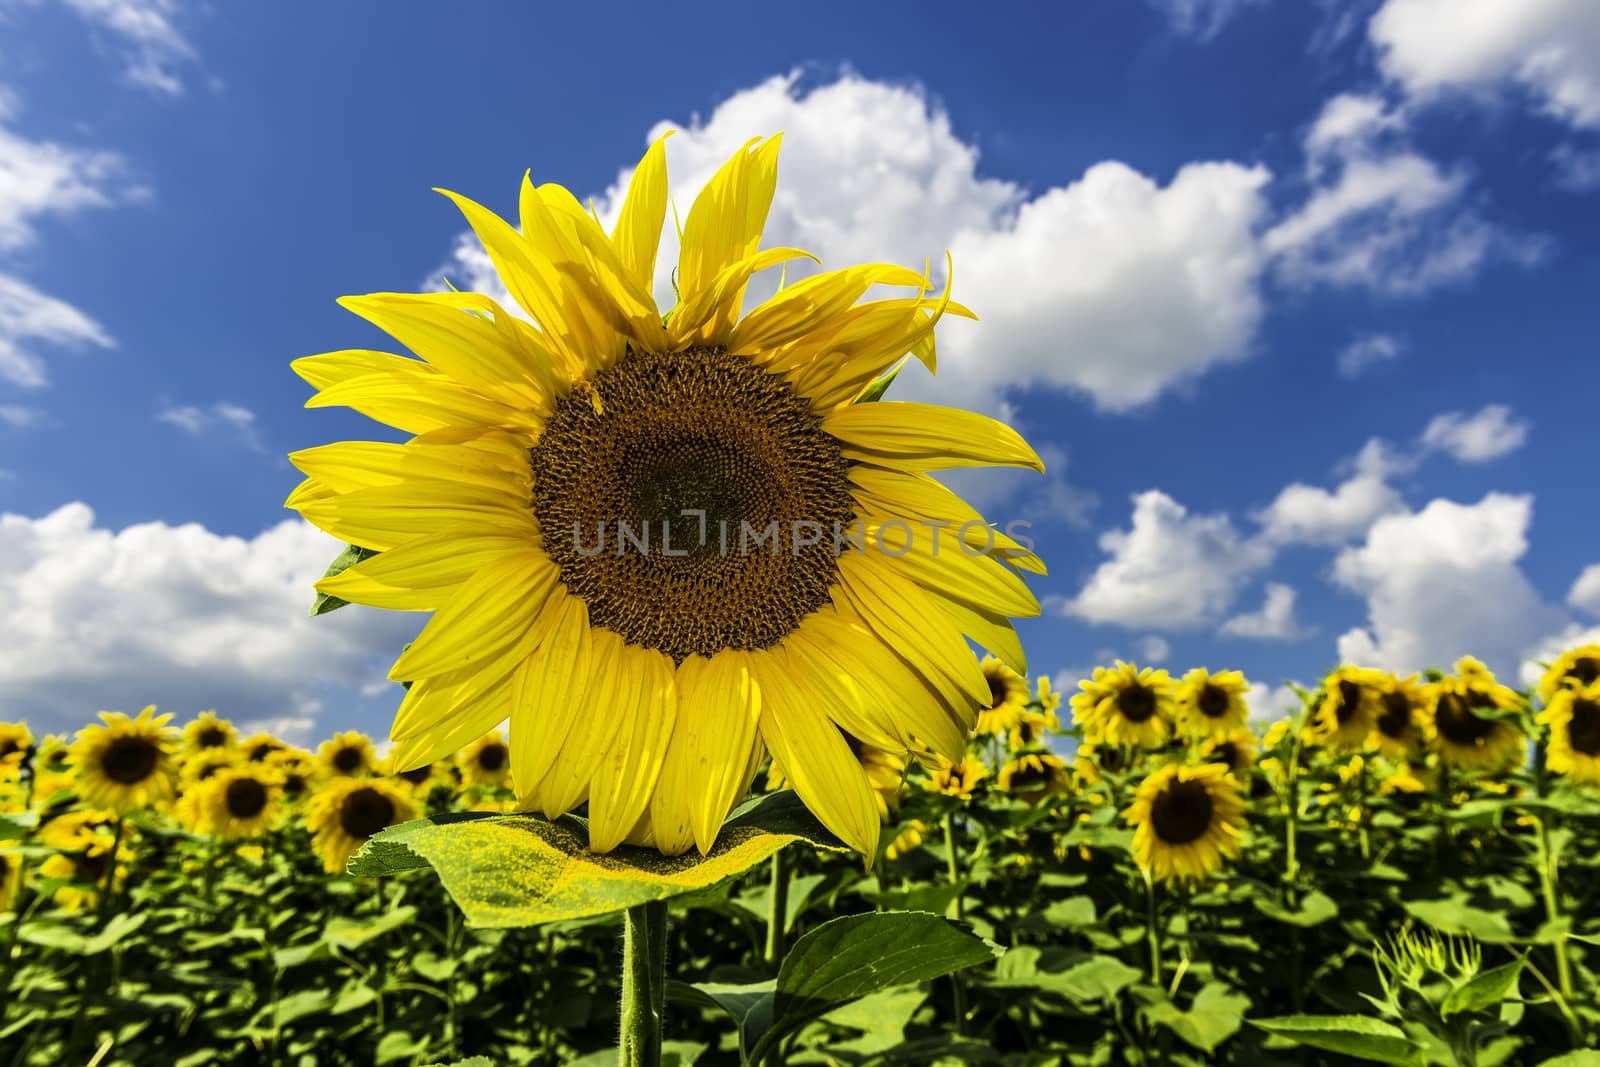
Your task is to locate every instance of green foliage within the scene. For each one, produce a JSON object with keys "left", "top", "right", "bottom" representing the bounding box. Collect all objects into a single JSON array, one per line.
[{"left": 308, "top": 544, "right": 378, "bottom": 616}]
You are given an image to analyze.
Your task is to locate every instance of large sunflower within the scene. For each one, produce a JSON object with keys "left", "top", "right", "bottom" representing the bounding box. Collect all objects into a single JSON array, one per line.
[
  {"left": 1070, "top": 662, "right": 1176, "bottom": 748},
  {"left": 1175, "top": 668, "right": 1250, "bottom": 740},
  {"left": 69, "top": 707, "right": 178, "bottom": 814},
  {"left": 974, "top": 657, "right": 1031, "bottom": 738},
  {"left": 306, "top": 779, "right": 416, "bottom": 874},
  {"left": 289, "top": 135, "right": 1045, "bottom": 857},
  {"left": 1422, "top": 658, "right": 1525, "bottom": 772},
  {"left": 1537, "top": 679, "right": 1600, "bottom": 786},
  {"left": 1124, "top": 763, "right": 1246, "bottom": 884},
  {"left": 1308, "top": 666, "right": 1386, "bottom": 751},
  {"left": 1536, "top": 644, "right": 1600, "bottom": 705}
]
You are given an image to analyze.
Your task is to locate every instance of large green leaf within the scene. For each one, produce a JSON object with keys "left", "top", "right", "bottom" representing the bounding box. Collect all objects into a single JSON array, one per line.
[
  {"left": 1136, "top": 982, "right": 1251, "bottom": 1054},
  {"left": 1403, "top": 898, "right": 1515, "bottom": 943},
  {"left": 347, "top": 791, "right": 847, "bottom": 926},
  {"left": 990, "top": 946, "right": 1141, "bottom": 1003},
  {"left": 1252, "top": 890, "right": 1338, "bottom": 928},
  {"left": 1250, "top": 1014, "right": 1426, "bottom": 1066},
  {"left": 308, "top": 543, "right": 378, "bottom": 616},
  {"left": 1441, "top": 958, "right": 1525, "bottom": 1018}
]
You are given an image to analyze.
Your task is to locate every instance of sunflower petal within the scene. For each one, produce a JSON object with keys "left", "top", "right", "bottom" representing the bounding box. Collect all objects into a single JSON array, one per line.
[
  {"left": 586, "top": 646, "right": 678, "bottom": 853},
  {"left": 535, "top": 627, "right": 629, "bottom": 818},
  {"left": 669, "top": 246, "right": 819, "bottom": 348},
  {"left": 389, "top": 551, "right": 556, "bottom": 682},
  {"left": 677, "top": 135, "right": 782, "bottom": 313},
  {"left": 650, "top": 651, "right": 764, "bottom": 855},
  {"left": 509, "top": 594, "right": 594, "bottom": 804},
  {"left": 824, "top": 402, "right": 1044, "bottom": 473},
  {"left": 612, "top": 133, "right": 672, "bottom": 295}
]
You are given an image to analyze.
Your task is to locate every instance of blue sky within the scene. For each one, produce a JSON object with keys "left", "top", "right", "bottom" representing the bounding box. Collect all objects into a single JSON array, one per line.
[{"left": 2, "top": 0, "right": 1598, "bottom": 742}]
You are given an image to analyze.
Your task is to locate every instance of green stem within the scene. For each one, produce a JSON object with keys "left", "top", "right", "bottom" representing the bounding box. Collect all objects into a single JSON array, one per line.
[
  {"left": 942, "top": 812, "right": 969, "bottom": 1036},
  {"left": 1355, "top": 756, "right": 1370, "bottom": 861},
  {"left": 1530, "top": 737, "right": 1582, "bottom": 1047},
  {"left": 620, "top": 900, "right": 668, "bottom": 1067},
  {"left": 763, "top": 848, "right": 789, "bottom": 969},
  {"left": 1144, "top": 869, "right": 1162, "bottom": 987}
]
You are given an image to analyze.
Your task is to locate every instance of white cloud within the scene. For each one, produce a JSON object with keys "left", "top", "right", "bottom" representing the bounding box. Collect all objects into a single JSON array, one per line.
[
  {"left": 0, "top": 503, "right": 421, "bottom": 735},
  {"left": 1221, "top": 582, "right": 1308, "bottom": 640},
  {"left": 1266, "top": 93, "right": 1543, "bottom": 295},
  {"left": 1336, "top": 332, "right": 1406, "bottom": 377},
  {"left": 1137, "top": 635, "right": 1172, "bottom": 663},
  {"left": 1568, "top": 564, "right": 1600, "bottom": 615},
  {"left": 1247, "top": 681, "right": 1304, "bottom": 723},
  {"left": 431, "top": 72, "right": 1275, "bottom": 418},
  {"left": 0, "top": 106, "right": 131, "bottom": 252},
  {"left": 1059, "top": 490, "right": 1272, "bottom": 629},
  {"left": 1256, "top": 438, "right": 1408, "bottom": 547},
  {"left": 1370, "top": 0, "right": 1600, "bottom": 130},
  {"left": 0, "top": 404, "right": 44, "bottom": 428},
  {"left": 156, "top": 401, "right": 265, "bottom": 450},
  {"left": 1420, "top": 404, "right": 1529, "bottom": 462},
  {"left": 60, "top": 0, "right": 199, "bottom": 95},
  {"left": 1333, "top": 493, "right": 1566, "bottom": 677},
  {"left": 0, "top": 273, "right": 114, "bottom": 387},
  {"left": 1549, "top": 144, "right": 1600, "bottom": 191},
  {"left": 1146, "top": 0, "right": 1265, "bottom": 40}
]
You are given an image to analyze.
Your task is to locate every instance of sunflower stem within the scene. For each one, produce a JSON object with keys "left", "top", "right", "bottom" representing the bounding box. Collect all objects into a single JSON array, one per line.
[
  {"left": 763, "top": 848, "right": 789, "bottom": 969},
  {"left": 1531, "top": 737, "right": 1582, "bottom": 1046},
  {"left": 939, "top": 811, "right": 970, "bottom": 1035},
  {"left": 619, "top": 900, "right": 668, "bottom": 1067},
  {"left": 1355, "top": 755, "right": 1370, "bottom": 861},
  {"left": 1143, "top": 867, "right": 1162, "bottom": 987}
]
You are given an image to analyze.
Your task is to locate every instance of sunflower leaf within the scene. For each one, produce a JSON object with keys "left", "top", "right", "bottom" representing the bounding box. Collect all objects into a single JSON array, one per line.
[
  {"left": 1249, "top": 1014, "right": 1426, "bottom": 1066},
  {"left": 346, "top": 791, "right": 848, "bottom": 927},
  {"left": 309, "top": 544, "right": 379, "bottom": 617},
  {"left": 1441, "top": 957, "right": 1526, "bottom": 1018}
]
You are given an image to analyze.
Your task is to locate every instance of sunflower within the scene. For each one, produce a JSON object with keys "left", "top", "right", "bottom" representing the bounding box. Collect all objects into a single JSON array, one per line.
[
  {"left": 1200, "top": 728, "right": 1258, "bottom": 777},
  {"left": 306, "top": 778, "right": 416, "bottom": 874},
  {"left": 1070, "top": 740, "right": 1135, "bottom": 788},
  {"left": 927, "top": 756, "right": 986, "bottom": 799},
  {"left": 1377, "top": 762, "right": 1434, "bottom": 796},
  {"left": 29, "top": 737, "right": 75, "bottom": 807},
  {"left": 884, "top": 819, "right": 927, "bottom": 861},
  {"left": 266, "top": 748, "right": 318, "bottom": 804},
  {"left": 1174, "top": 668, "right": 1250, "bottom": 739},
  {"left": 1537, "top": 644, "right": 1600, "bottom": 705},
  {"left": 240, "top": 733, "right": 286, "bottom": 764},
  {"left": 1370, "top": 674, "right": 1426, "bottom": 759},
  {"left": 975, "top": 657, "right": 1031, "bottom": 738},
  {"left": 318, "top": 730, "right": 378, "bottom": 779},
  {"left": 386, "top": 755, "right": 448, "bottom": 798},
  {"left": 0, "top": 842, "right": 19, "bottom": 911},
  {"left": 288, "top": 135, "right": 1045, "bottom": 858},
  {"left": 39, "top": 849, "right": 125, "bottom": 912},
  {"left": 1538, "top": 679, "right": 1600, "bottom": 786},
  {"left": 1008, "top": 708, "right": 1059, "bottom": 751},
  {"left": 0, "top": 722, "right": 32, "bottom": 771},
  {"left": 69, "top": 707, "right": 178, "bottom": 814},
  {"left": 1124, "top": 763, "right": 1246, "bottom": 884},
  {"left": 40, "top": 808, "right": 118, "bottom": 853},
  {"left": 1422, "top": 658, "right": 1525, "bottom": 772},
  {"left": 1308, "top": 666, "right": 1386, "bottom": 750},
  {"left": 180, "top": 748, "right": 236, "bottom": 787},
  {"left": 197, "top": 766, "right": 282, "bottom": 838},
  {"left": 1071, "top": 662, "right": 1176, "bottom": 748},
  {"left": 1036, "top": 675, "right": 1062, "bottom": 714},
  {"left": 996, "top": 752, "right": 1070, "bottom": 803},
  {"left": 458, "top": 731, "right": 513, "bottom": 789},
  {"left": 182, "top": 710, "right": 236, "bottom": 754}
]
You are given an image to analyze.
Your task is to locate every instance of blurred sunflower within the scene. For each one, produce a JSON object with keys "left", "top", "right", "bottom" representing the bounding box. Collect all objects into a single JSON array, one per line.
[
  {"left": 975, "top": 658, "right": 1031, "bottom": 738},
  {"left": 1071, "top": 662, "right": 1175, "bottom": 748},
  {"left": 1537, "top": 679, "right": 1600, "bottom": 786},
  {"left": 1071, "top": 740, "right": 1134, "bottom": 788},
  {"left": 40, "top": 809, "right": 117, "bottom": 853},
  {"left": 1035, "top": 675, "right": 1062, "bottom": 714},
  {"left": 1175, "top": 668, "right": 1250, "bottom": 739},
  {"left": 241, "top": 734, "right": 286, "bottom": 764},
  {"left": 1008, "top": 708, "right": 1058, "bottom": 751},
  {"left": 180, "top": 748, "right": 236, "bottom": 787},
  {"left": 199, "top": 766, "right": 282, "bottom": 838},
  {"left": 181, "top": 711, "right": 236, "bottom": 754},
  {"left": 927, "top": 756, "right": 986, "bottom": 799},
  {"left": 318, "top": 731, "right": 378, "bottom": 779},
  {"left": 0, "top": 842, "right": 19, "bottom": 911},
  {"left": 29, "top": 737, "right": 75, "bottom": 807},
  {"left": 266, "top": 749, "right": 317, "bottom": 804},
  {"left": 1124, "top": 763, "right": 1246, "bottom": 884},
  {"left": 1201, "top": 728, "right": 1258, "bottom": 777},
  {"left": 289, "top": 134, "right": 1045, "bottom": 858},
  {"left": 1308, "top": 666, "right": 1386, "bottom": 750},
  {"left": 1376, "top": 762, "right": 1434, "bottom": 796},
  {"left": 997, "top": 752, "right": 1070, "bottom": 803},
  {"left": 1536, "top": 644, "right": 1600, "bottom": 705},
  {"left": 306, "top": 779, "right": 416, "bottom": 874},
  {"left": 1371, "top": 674, "right": 1426, "bottom": 759},
  {"left": 39, "top": 848, "right": 124, "bottom": 912},
  {"left": 458, "top": 731, "right": 513, "bottom": 789},
  {"left": 1422, "top": 658, "right": 1525, "bottom": 772},
  {"left": 387, "top": 756, "right": 448, "bottom": 798},
  {"left": 69, "top": 707, "right": 178, "bottom": 814},
  {"left": 0, "top": 722, "right": 32, "bottom": 771},
  {"left": 884, "top": 819, "right": 927, "bottom": 861}
]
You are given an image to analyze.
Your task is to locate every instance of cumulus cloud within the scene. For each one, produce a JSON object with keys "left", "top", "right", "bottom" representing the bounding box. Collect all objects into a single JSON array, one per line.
[
  {"left": 0, "top": 273, "right": 114, "bottom": 388},
  {"left": 1569, "top": 564, "right": 1600, "bottom": 616},
  {"left": 0, "top": 503, "right": 421, "bottom": 735},
  {"left": 1265, "top": 92, "right": 1543, "bottom": 295},
  {"left": 1137, "top": 635, "right": 1172, "bottom": 663},
  {"left": 59, "top": 0, "right": 200, "bottom": 95},
  {"left": 1332, "top": 493, "right": 1566, "bottom": 677},
  {"left": 1336, "top": 332, "right": 1406, "bottom": 377},
  {"left": 431, "top": 72, "right": 1275, "bottom": 418},
  {"left": 1059, "top": 490, "right": 1272, "bottom": 629},
  {"left": 1420, "top": 404, "right": 1529, "bottom": 462},
  {"left": 1247, "top": 681, "right": 1304, "bottom": 723},
  {"left": 1257, "top": 438, "right": 1409, "bottom": 547},
  {"left": 1221, "top": 582, "right": 1309, "bottom": 640},
  {"left": 1370, "top": 0, "right": 1600, "bottom": 130},
  {"left": 156, "top": 401, "right": 266, "bottom": 451}
]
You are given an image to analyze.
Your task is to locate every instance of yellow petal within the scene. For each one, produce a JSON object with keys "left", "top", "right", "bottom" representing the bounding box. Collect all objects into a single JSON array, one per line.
[
  {"left": 668, "top": 246, "right": 819, "bottom": 349},
  {"left": 389, "top": 551, "right": 556, "bottom": 681},
  {"left": 314, "top": 529, "right": 532, "bottom": 612},
  {"left": 728, "top": 262, "right": 929, "bottom": 355},
  {"left": 509, "top": 594, "right": 594, "bottom": 805},
  {"left": 650, "top": 650, "right": 764, "bottom": 855},
  {"left": 612, "top": 133, "right": 672, "bottom": 294},
  {"left": 535, "top": 628, "right": 628, "bottom": 818},
  {"left": 677, "top": 135, "right": 782, "bottom": 318},
  {"left": 306, "top": 371, "right": 544, "bottom": 437},
  {"left": 586, "top": 645, "right": 677, "bottom": 853},
  {"left": 824, "top": 402, "right": 1044, "bottom": 473},
  {"left": 292, "top": 349, "right": 437, "bottom": 391},
  {"left": 856, "top": 517, "right": 1039, "bottom": 618},
  {"left": 294, "top": 482, "right": 532, "bottom": 552},
  {"left": 390, "top": 670, "right": 514, "bottom": 771}
]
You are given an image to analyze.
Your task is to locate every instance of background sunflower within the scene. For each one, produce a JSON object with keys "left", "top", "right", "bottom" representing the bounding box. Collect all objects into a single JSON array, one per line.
[{"left": 69, "top": 707, "right": 178, "bottom": 815}]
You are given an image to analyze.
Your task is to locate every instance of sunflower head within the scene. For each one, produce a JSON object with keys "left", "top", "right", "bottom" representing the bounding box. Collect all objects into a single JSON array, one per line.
[
  {"left": 1201, "top": 728, "right": 1259, "bottom": 776},
  {"left": 182, "top": 711, "right": 236, "bottom": 754},
  {"left": 1423, "top": 665, "right": 1525, "bottom": 772},
  {"left": 883, "top": 819, "right": 928, "bottom": 861},
  {"left": 197, "top": 766, "right": 282, "bottom": 838},
  {"left": 1035, "top": 675, "right": 1062, "bottom": 714},
  {"left": 1007, "top": 708, "right": 1059, "bottom": 752},
  {"left": 1176, "top": 668, "right": 1250, "bottom": 739},
  {"left": 265, "top": 748, "right": 318, "bottom": 802},
  {"left": 69, "top": 707, "right": 178, "bottom": 814},
  {"left": 457, "top": 732, "right": 512, "bottom": 789},
  {"left": 927, "top": 756, "right": 987, "bottom": 799},
  {"left": 1308, "top": 666, "right": 1388, "bottom": 751},
  {"left": 241, "top": 733, "right": 287, "bottom": 764},
  {"left": 1370, "top": 674, "right": 1427, "bottom": 758},
  {"left": 317, "top": 731, "right": 377, "bottom": 779},
  {"left": 1537, "top": 644, "right": 1600, "bottom": 706},
  {"left": 996, "top": 752, "right": 1071, "bottom": 803},
  {"left": 290, "top": 135, "right": 1045, "bottom": 859},
  {"left": 0, "top": 722, "right": 34, "bottom": 770},
  {"left": 1537, "top": 679, "right": 1600, "bottom": 786},
  {"left": 0, "top": 842, "right": 20, "bottom": 912},
  {"left": 306, "top": 778, "right": 416, "bottom": 875},
  {"left": 1124, "top": 763, "right": 1246, "bottom": 884},
  {"left": 974, "top": 658, "right": 1031, "bottom": 738},
  {"left": 1071, "top": 662, "right": 1176, "bottom": 748}
]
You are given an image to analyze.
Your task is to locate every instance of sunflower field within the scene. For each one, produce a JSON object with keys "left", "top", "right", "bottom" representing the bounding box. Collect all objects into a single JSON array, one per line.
[{"left": 3, "top": 646, "right": 1599, "bottom": 1066}]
